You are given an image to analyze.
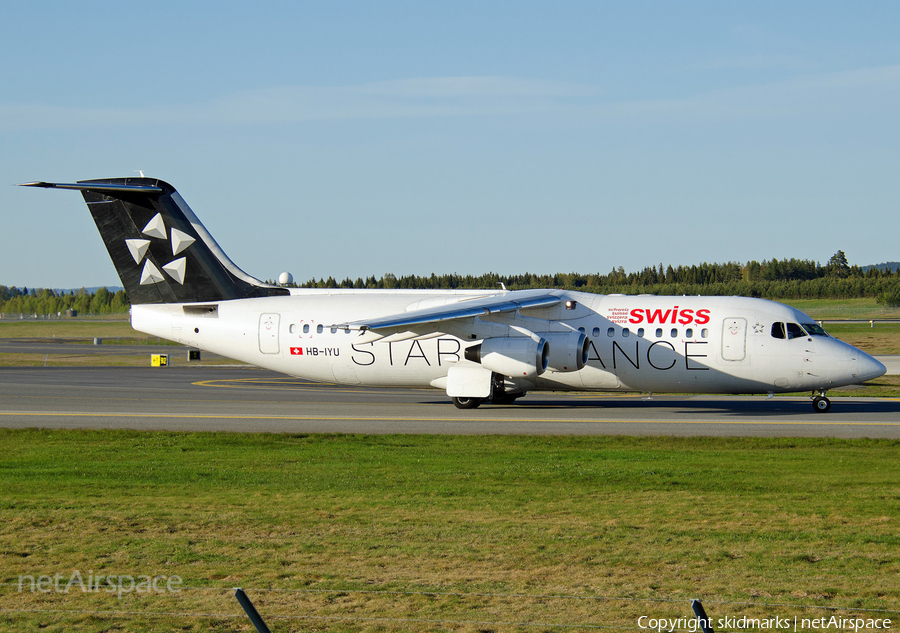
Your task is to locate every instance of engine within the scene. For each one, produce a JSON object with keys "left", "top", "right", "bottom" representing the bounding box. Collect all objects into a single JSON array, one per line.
[
  {"left": 464, "top": 336, "right": 549, "bottom": 377},
  {"left": 539, "top": 331, "right": 590, "bottom": 372}
]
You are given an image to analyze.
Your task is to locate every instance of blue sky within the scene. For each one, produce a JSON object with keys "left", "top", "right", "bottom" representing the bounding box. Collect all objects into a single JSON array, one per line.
[{"left": 3, "top": 1, "right": 899, "bottom": 288}]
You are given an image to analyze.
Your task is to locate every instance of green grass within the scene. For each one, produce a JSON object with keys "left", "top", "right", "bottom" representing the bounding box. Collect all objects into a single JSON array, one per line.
[
  {"left": 0, "top": 317, "right": 151, "bottom": 343},
  {"left": 782, "top": 298, "right": 900, "bottom": 320},
  {"left": 1, "top": 431, "right": 898, "bottom": 631},
  {"left": 0, "top": 352, "right": 244, "bottom": 368},
  {"left": 824, "top": 322, "right": 900, "bottom": 355},
  {"left": 0, "top": 317, "right": 242, "bottom": 367}
]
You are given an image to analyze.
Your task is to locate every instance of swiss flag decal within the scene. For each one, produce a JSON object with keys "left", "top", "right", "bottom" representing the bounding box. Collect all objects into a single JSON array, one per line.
[{"left": 290, "top": 347, "right": 303, "bottom": 355}]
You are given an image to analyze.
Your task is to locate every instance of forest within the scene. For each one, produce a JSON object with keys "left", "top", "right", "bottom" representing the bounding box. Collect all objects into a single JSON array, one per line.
[
  {"left": 2, "top": 252, "right": 899, "bottom": 316},
  {"left": 0, "top": 286, "right": 128, "bottom": 317},
  {"left": 296, "top": 252, "right": 900, "bottom": 306}
]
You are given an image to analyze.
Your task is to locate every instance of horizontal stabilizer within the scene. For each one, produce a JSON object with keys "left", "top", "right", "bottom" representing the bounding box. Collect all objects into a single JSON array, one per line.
[{"left": 20, "top": 181, "right": 163, "bottom": 193}]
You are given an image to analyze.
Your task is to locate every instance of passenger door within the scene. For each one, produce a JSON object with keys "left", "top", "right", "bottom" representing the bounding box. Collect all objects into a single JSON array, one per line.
[
  {"left": 722, "top": 317, "right": 747, "bottom": 361},
  {"left": 258, "top": 313, "right": 280, "bottom": 354}
]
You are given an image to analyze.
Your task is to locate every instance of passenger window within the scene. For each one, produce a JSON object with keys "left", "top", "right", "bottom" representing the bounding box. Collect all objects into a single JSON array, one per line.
[
  {"left": 330, "top": 327, "right": 337, "bottom": 334},
  {"left": 578, "top": 327, "right": 586, "bottom": 334},
  {"left": 786, "top": 323, "right": 806, "bottom": 339},
  {"left": 344, "top": 327, "right": 351, "bottom": 334},
  {"left": 316, "top": 324, "right": 323, "bottom": 334},
  {"left": 303, "top": 324, "right": 310, "bottom": 334},
  {"left": 637, "top": 328, "right": 645, "bottom": 337},
  {"left": 771, "top": 322, "right": 785, "bottom": 339},
  {"left": 701, "top": 328, "right": 709, "bottom": 338},
  {"left": 622, "top": 328, "right": 630, "bottom": 338},
  {"left": 607, "top": 327, "right": 615, "bottom": 337},
  {"left": 655, "top": 328, "right": 663, "bottom": 338},
  {"left": 686, "top": 328, "right": 693, "bottom": 338},
  {"left": 592, "top": 327, "right": 600, "bottom": 337},
  {"left": 670, "top": 328, "right": 678, "bottom": 338},
  {"left": 289, "top": 324, "right": 296, "bottom": 334}
]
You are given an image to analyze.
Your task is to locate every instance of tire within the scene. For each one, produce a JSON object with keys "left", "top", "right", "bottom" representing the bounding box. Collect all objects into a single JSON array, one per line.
[
  {"left": 452, "top": 397, "right": 483, "bottom": 410},
  {"left": 812, "top": 396, "right": 831, "bottom": 413}
]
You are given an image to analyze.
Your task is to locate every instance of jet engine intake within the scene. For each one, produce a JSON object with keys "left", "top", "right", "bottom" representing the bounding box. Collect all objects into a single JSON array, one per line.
[
  {"left": 539, "top": 331, "right": 590, "bottom": 372},
  {"left": 464, "top": 337, "right": 549, "bottom": 377}
]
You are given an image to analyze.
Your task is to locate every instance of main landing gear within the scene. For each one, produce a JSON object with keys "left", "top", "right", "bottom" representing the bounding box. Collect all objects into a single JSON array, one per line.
[
  {"left": 452, "top": 375, "right": 526, "bottom": 409},
  {"left": 451, "top": 393, "right": 527, "bottom": 409},
  {"left": 451, "top": 397, "right": 483, "bottom": 409},
  {"left": 811, "top": 391, "right": 831, "bottom": 413}
]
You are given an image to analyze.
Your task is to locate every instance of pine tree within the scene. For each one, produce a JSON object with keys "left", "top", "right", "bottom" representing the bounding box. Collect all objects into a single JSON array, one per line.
[{"left": 828, "top": 250, "right": 851, "bottom": 278}]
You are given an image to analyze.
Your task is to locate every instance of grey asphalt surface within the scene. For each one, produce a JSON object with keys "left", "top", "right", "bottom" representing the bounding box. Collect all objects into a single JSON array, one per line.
[
  {"left": 0, "top": 338, "right": 219, "bottom": 358},
  {"left": 0, "top": 366, "right": 898, "bottom": 438}
]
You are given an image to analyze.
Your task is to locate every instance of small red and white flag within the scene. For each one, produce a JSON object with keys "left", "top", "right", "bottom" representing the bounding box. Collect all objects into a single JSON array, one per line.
[{"left": 290, "top": 347, "right": 303, "bottom": 355}]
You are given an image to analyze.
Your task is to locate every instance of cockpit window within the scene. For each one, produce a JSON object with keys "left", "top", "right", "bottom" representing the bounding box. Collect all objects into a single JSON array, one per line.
[
  {"left": 771, "top": 322, "right": 786, "bottom": 339},
  {"left": 786, "top": 322, "right": 806, "bottom": 339},
  {"left": 802, "top": 322, "right": 828, "bottom": 336}
]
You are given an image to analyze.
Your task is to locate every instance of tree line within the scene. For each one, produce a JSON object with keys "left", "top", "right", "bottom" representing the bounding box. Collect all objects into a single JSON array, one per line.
[
  {"left": 4, "top": 251, "right": 900, "bottom": 315},
  {"left": 0, "top": 286, "right": 129, "bottom": 317},
  {"left": 296, "top": 252, "right": 900, "bottom": 307}
]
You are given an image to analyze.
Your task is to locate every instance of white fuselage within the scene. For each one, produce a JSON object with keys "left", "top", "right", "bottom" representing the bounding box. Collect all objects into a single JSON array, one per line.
[{"left": 131, "top": 289, "right": 882, "bottom": 396}]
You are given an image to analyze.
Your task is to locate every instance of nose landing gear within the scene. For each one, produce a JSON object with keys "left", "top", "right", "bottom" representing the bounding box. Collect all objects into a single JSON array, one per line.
[{"left": 811, "top": 391, "right": 831, "bottom": 413}]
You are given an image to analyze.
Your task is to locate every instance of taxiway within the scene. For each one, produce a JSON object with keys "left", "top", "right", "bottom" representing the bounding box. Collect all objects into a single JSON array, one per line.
[{"left": 0, "top": 366, "right": 898, "bottom": 438}]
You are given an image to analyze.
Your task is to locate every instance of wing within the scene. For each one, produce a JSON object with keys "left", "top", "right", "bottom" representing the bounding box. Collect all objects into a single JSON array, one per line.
[{"left": 336, "top": 289, "right": 562, "bottom": 342}]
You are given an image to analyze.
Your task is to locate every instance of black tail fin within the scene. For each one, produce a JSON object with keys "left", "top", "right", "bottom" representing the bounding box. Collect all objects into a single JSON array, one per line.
[{"left": 21, "top": 178, "right": 288, "bottom": 304}]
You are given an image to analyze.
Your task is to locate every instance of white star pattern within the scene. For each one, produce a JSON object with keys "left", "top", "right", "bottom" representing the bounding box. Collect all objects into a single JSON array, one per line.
[
  {"left": 162, "top": 258, "right": 187, "bottom": 285},
  {"left": 171, "top": 228, "right": 195, "bottom": 255},
  {"left": 141, "top": 213, "right": 167, "bottom": 239},
  {"left": 140, "top": 260, "right": 165, "bottom": 285},
  {"left": 125, "top": 239, "right": 150, "bottom": 264},
  {"left": 127, "top": 215, "right": 194, "bottom": 286}
]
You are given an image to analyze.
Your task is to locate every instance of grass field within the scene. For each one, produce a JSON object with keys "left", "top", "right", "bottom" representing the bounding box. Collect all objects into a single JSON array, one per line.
[
  {"left": 2, "top": 308, "right": 899, "bottom": 631},
  {"left": 0, "top": 317, "right": 242, "bottom": 368},
  {"left": 781, "top": 298, "right": 900, "bottom": 321},
  {"left": 0, "top": 316, "right": 156, "bottom": 344},
  {"left": 0, "top": 431, "right": 898, "bottom": 632},
  {"left": 825, "top": 322, "right": 900, "bottom": 355}
]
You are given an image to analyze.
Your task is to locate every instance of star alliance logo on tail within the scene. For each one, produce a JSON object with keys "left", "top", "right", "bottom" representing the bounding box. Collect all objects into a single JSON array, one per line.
[{"left": 125, "top": 213, "right": 196, "bottom": 286}]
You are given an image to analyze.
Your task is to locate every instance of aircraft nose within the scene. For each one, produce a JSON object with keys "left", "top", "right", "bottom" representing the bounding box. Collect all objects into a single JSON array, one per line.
[{"left": 858, "top": 353, "right": 887, "bottom": 382}]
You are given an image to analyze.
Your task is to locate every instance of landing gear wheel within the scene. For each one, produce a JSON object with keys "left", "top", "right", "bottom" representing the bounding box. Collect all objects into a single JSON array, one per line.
[
  {"left": 452, "top": 397, "right": 483, "bottom": 410},
  {"left": 812, "top": 396, "right": 831, "bottom": 413}
]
